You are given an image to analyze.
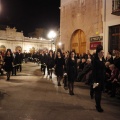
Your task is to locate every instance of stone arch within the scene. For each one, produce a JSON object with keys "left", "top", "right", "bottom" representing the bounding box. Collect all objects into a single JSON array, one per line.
[
  {"left": 15, "top": 46, "right": 22, "bottom": 52},
  {"left": 70, "top": 29, "right": 86, "bottom": 54},
  {"left": 29, "top": 47, "right": 35, "bottom": 53},
  {"left": 0, "top": 45, "right": 6, "bottom": 52}
]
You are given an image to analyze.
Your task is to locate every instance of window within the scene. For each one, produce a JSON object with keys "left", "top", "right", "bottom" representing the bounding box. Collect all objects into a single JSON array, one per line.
[
  {"left": 112, "top": 0, "right": 120, "bottom": 15},
  {"left": 109, "top": 25, "right": 120, "bottom": 51}
]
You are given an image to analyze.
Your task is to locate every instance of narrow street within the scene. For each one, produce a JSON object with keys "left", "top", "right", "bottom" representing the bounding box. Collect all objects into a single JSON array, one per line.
[{"left": 0, "top": 62, "right": 120, "bottom": 120}]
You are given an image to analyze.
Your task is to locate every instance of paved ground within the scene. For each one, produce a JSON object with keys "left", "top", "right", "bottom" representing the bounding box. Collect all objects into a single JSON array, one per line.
[{"left": 0, "top": 62, "right": 120, "bottom": 120}]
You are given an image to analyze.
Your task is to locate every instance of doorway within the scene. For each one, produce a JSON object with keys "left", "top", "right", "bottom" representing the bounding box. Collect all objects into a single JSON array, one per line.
[{"left": 71, "top": 29, "right": 86, "bottom": 54}]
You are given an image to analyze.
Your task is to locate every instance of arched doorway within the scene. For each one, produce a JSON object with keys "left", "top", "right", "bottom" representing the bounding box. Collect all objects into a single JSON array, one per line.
[
  {"left": 0, "top": 45, "right": 6, "bottom": 52},
  {"left": 15, "top": 46, "right": 22, "bottom": 52},
  {"left": 29, "top": 47, "right": 35, "bottom": 54},
  {"left": 71, "top": 29, "right": 86, "bottom": 54}
]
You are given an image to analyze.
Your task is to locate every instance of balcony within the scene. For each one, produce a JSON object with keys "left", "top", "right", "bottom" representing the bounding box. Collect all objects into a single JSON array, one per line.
[{"left": 111, "top": 0, "right": 120, "bottom": 16}]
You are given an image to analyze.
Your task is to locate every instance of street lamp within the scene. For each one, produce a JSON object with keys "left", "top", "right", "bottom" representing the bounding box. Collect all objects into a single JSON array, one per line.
[
  {"left": 58, "top": 42, "right": 62, "bottom": 46},
  {"left": 47, "top": 30, "right": 56, "bottom": 50}
]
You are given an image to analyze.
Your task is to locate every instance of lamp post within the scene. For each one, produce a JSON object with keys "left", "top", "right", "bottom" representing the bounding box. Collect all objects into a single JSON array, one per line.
[
  {"left": 58, "top": 42, "right": 62, "bottom": 49},
  {"left": 47, "top": 30, "right": 56, "bottom": 50}
]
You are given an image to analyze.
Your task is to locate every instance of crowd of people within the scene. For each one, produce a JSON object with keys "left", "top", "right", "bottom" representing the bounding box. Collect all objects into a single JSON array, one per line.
[
  {"left": 0, "top": 49, "right": 23, "bottom": 80},
  {"left": 0, "top": 45, "right": 120, "bottom": 112}
]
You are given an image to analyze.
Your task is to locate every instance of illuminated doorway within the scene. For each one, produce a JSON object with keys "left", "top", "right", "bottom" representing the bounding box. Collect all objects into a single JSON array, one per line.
[
  {"left": 29, "top": 47, "right": 35, "bottom": 54},
  {"left": 0, "top": 45, "right": 6, "bottom": 52},
  {"left": 15, "top": 46, "right": 22, "bottom": 52},
  {"left": 71, "top": 29, "right": 86, "bottom": 54}
]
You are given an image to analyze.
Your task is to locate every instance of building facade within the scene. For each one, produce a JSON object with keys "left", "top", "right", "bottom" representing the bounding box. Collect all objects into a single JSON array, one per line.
[
  {"left": 0, "top": 26, "right": 53, "bottom": 53},
  {"left": 60, "top": 0, "right": 120, "bottom": 55}
]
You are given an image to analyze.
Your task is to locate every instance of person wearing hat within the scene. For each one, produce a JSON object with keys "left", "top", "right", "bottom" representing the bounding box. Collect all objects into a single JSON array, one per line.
[{"left": 92, "top": 44, "right": 106, "bottom": 112}]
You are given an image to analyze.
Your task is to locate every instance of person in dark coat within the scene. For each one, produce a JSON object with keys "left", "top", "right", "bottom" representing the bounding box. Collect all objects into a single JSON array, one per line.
[
  {"left": 40, "top": 51, "right": 46, "bottom": 75},
  {"left": 67, "top": 51, "right": 77, "bottom": 95},
  {"left": 18, "top": 50, "right": 23, "bottom": 72},
  {"left": 55, "top": 51, "right": 65, "bottom": 86},
  {"left": 47, "top": 50, "right": 55, "bottom": 79},
  {"left": 92, "top": 44, "right": 105, "bottom": 112},
  {"left": 113, "top": 51, "right": 120, "bottom": 71},
  {"left": 107, "top": 64, "right": 119, "bottom": 97},
  {"left": 78, "top": 57, "right": 86, "bottom": 71},
  {"left": 44, "top": 50, "right": 49, "bottom": 75},
  {"left": 0, "top": 52, "right": 3, "bottom": 75},
  {"left": 15, "top": 50, "right": 23, "bottom": 72},
  {"left": 77, "top": 59, "right": 92, "bottom": 82},
  {"left": 3, "top": 49, "right": 14, "bottom": 80},
  {"left": 63, "top": 51, "right": 69, "bottom": 88},
  {"left": 105, "top": 51, "right": 113, "bottom": 64}
]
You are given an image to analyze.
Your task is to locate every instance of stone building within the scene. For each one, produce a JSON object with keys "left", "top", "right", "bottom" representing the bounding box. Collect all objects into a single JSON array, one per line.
[
  {"left": 60, "top": 0, "right": 120, "bottom": 55},
  {"left": 0, "top": 26, "right": 52, "bottom": 53}
]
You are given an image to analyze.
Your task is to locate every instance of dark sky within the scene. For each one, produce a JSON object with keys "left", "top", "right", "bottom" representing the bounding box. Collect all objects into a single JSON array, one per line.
[{"left": 0, "top": 0, "right": 60, "bottom": 36}]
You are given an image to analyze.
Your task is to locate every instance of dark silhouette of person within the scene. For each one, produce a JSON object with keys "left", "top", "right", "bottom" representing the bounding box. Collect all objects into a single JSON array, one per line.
[
  {"left": 92, "top": 44, "right": 105, "bottom": 112},
  {"left": 4, "top": 49, "right": 14, "bottom": 80}
]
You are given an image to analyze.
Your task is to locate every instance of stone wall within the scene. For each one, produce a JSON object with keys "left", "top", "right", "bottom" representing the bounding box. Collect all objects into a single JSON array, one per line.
[{"left": 60, "top": 0, "right": 103, "bottom": 53}]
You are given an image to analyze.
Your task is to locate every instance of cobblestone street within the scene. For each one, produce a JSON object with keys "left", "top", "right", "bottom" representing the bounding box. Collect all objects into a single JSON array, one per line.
[{"left": 0, "top": 62, "right": 120, "bottom": 120}]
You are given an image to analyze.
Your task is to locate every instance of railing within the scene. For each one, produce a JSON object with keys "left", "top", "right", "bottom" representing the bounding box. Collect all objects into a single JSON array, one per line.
[{"left": 112, "top": 0, "right": 120, "bottom": 15}]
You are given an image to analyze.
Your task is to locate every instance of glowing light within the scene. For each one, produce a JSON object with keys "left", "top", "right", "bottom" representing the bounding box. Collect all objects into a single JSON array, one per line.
[
  {"left": 58, "top": 42, "right": 62, "bottom": 46},
  {"left": 47, "top": 30, "right": 56, "bottom": 39},
  {"left": 25, "top": 45, "right": 32, "bottom": 52}
]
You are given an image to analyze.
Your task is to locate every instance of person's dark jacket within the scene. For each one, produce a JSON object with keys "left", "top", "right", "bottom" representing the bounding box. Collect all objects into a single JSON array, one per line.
[
  {"left": 113, "top": 57, "right": 120, "bottom": 71},
  {"left": 92, "top": 56, "right": 106, "bottom": 85},
  {"left": 47, "top": 55, "right": 55, "bottom": 68},
  {"left": 77, "top": 63, "right": 92, "bottom": 81}
]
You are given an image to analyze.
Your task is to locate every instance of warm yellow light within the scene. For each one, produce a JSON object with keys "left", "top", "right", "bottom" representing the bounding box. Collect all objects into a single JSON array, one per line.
[{"left": 96, "top": 31, "right": 99, "bottom": 35}]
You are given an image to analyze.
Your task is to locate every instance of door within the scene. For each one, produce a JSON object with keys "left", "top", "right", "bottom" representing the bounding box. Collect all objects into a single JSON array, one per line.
[{"left": 71, "top": 29, "right": 86, "bottom": 54}]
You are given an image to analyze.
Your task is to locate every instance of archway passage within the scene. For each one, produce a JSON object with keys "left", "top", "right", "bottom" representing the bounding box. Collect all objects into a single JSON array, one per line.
[
  {"left": 71, "top": 29, "right": 86, "bottom": 54},
  {"left": 29, "top": 47, "right": 35, "bottom": 54},
  {"left": 16, "top": 46, "right": 22, "bottom": 52},
  {"left": 0, "top": 45, "right": 6, "bottom": 52}
]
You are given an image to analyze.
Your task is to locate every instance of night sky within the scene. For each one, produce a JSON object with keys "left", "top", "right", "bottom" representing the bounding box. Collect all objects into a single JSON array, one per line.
[{"left": 0, "top": 0, "right": 60, "bottom": 36}]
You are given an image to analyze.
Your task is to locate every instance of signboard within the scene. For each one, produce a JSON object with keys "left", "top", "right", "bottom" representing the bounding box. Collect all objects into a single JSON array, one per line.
[
  {"left": 90, "top": 36, "right": 103, "bottom": 42},
  {"left": 90, "top": 42, "right": 101, "bottom": 49}
]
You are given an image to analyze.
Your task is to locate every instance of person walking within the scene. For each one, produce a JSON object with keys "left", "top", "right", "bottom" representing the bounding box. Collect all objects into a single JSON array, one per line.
[
  {"left": 67, "top": 51, "right": 77, "bottom": 95},
  {"left": 40, "top": 51, "right": 47, "bottom": 75},
  {"left": 3, "top": 49, "right": 14, "bottom": 80},
  {"left": 0, "top": 52, "right": 3, "bottom": 75},
  {"left": 55, "top": 50, "right": 65, "bottom": 86},
  {"left": 15, "top": 50, "right": 23, "bottom": 72},
  {"left": 47, "top": 50, "right": 55, "bottom": 79},
  {"left": 92, "top": 44, "right": 105, "bottom": 112}
]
